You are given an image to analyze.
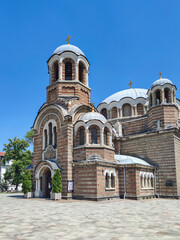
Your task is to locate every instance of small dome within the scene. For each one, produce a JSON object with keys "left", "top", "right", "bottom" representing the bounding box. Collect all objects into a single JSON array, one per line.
[
  {"left": 79, "top": 112, "right": 107, "bottom": 123},
  {"left": 151, "top": 78, "right": 173, "bottom": 88},
  {"left": 53, "top": 44, "right": 85, "bottom": 56},
  {"left": 102, "top": 88, "right": 148, "bottom": 104}
]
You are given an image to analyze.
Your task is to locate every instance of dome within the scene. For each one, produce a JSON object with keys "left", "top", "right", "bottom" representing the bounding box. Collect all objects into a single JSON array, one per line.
[
  {"left": 79, "top": 112, "right": 107, "bottom": 123},
  {"left": 102, "top": 88, "right": 148, "bottom": 104},
  {"left": 151, "top": 78, "right": 173, "bottom": 88},
  {"left": 53, "top": 44, "right": 85, "bottom": 56}
]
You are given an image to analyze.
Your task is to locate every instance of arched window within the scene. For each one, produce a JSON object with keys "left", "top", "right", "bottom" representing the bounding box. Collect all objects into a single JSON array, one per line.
[
  {"left": 79, "top": 128, "right": 85, "bottom": 145},
  {"left": 65, "top": 61, "right": 72, "bottom": 80},
  {"left": 149, "top": 93, "right": 152, "bottom": 107},
  {"left": 122, "top": 104, "right": 131, "bottom": 117},
  {"left": 52, "top": 61, "right": 59, "bottom": 82},
  {"left": 164, "top": 88, "right": 171, "bottom": 103},
  {"left": 79, "top": 62, "right": 85, "bottom": 83},
  {"left": 48, "top": 122, "right": 52, "bottom": 145},
  {"left": 101, "top": 108, "right": 107, "bottom": 119},
  {"left": 105, "top": 173, "right": 109, "bottom": 188},
  {"left": 53, "top": 127, "right": 57, "bottom": 148},
  {"left": 155, "top": 90, "right": 161, "bottom": 105},
  {"left": 137, "top": 103, "right": 144, "bottom": 116},
  {"left": 141, "top": 176, "right": 144, "bottom": 188},
  {"left": 112, "top": 107, "right": 117, "bottom": 118},
  {"left": 44, "top": 129, "right": 47, "bottom": 149},
  {"left": 111, "top": 174, "right": 115, "bottom": 188},
  {"left": 104, "top": 128, "right": 108, "bottom": 145},
  {"left": 91, "top": 128, "right": 97, "bottom": 144}
]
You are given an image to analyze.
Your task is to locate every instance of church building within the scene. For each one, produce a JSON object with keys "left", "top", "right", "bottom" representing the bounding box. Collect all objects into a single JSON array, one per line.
[{"left": 32, "top": 39, "right": 180, "bottom": 200}]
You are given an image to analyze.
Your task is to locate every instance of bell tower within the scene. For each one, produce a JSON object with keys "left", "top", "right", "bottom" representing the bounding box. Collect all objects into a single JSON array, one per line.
[
  {"left": 148, "top": 76, "right": 178, "bottom": 130},
  {"left": 46, "top": 39, "right": 91, "bottom": 110}
]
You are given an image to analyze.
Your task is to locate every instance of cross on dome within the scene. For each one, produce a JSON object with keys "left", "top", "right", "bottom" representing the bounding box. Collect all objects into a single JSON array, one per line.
[
  {"left": 159, "top": 72, "right": 163, "bottom": 79},
  {"left": 91, "top": 102, "right": 95, "bottom": 112},
  {"left": 66, "top": 35, "right": 71, "bottom": 44},
  {"left": 128, "top": 80, "right": 134, "bottom": 89}
]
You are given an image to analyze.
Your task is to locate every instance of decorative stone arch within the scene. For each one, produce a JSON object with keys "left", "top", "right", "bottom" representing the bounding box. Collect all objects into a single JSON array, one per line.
[
  {"left": 70, "top": 104, "right": 91, "bottom": 124},
  {"left": 33, "top": 105, "right": 66, "bottom": 134},
  {"left": 86, "top": 120, "right": 104, "bottom": 130},
  {"left": 74, "top": 121, "right": 86, "bottom": 134},
  {"left": 34, "top": 160, "right": 61, "bottom": 198}
]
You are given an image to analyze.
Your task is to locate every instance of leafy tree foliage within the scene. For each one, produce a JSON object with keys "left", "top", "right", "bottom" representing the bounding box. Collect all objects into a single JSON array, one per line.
[
  {"left": 22, "top": 170, "right": 32, "bottom": 194},
  {"left": 2, "top": 137, "right": 32, "bottom": 190},
  {"left": 24, "top": 130, "right": 34, "bottom": 144},
  {"left": 51, "top": 169, "right": 62, "bottom": 193},
  {"left": 0, "top": 177, "right": 8, "bottom": 192}
]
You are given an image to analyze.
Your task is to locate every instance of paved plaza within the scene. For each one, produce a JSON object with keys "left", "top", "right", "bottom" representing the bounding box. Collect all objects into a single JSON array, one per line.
[{"left": 0, "top": 194, "right": 180, "bottom": 240}]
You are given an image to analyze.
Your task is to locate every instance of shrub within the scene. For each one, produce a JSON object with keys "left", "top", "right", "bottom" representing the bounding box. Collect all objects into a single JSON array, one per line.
[
  {"left": 22, "top": 170, "right": 32, "bottom": 194},
  {"left": 51, "top": 169, "right": 62, "bottom": 193}
]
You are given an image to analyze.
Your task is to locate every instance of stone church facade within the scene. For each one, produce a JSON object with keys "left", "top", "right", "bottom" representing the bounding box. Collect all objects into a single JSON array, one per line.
[{"left": 32, "top": 42, "right": 180, "bottom": 200}]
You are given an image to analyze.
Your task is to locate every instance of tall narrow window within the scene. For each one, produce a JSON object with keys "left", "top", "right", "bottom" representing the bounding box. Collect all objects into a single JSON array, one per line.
[
  {"left": 53, "top": 126, "right": 57, "bottom": 148},
  {"left": 79, "top": 128, "right": 84, "bottom": 145},
  {"left": 122, "top": 104, "right": 131, "bottom": 117},
  {"left": 104, "top": 129, "right": 108, "bottom": 145},
  {"left": 101, "top": 108, "right": 107, "bottom": 119},
  {"left": 53, "top": 61, "right": 59, "bottom": 82},
  {"left": 79, "top": 62, "right": 84, "bottom": 83},
  {"left": 44, "top": 129, "right": 47, "bottom": 148},
  {"left": 112, "top": 107, "right": 117, "bottom": 118},
  {"left": 111, "top": 174, "right": 115, "bottom": 188},
  {"left": 65, "top": 61, "right": 72, "bottom": 80},
  {"left": 137, "top": 103, "right": 144, "bottom": 115},
  {"left": 155, "top": 90, "right": 161, "bottom": 104},
  {"left": 48, "top": 122, "right": 52, "bottom": 145},
  {"left": 91, "top": 128, "right": 97, "bottom": 144},
  {"left": 165, "top": 88, "right": 171, "bottom": 103},
  {"left": 105, "top": 173, "right": 109, "bottom": 188}
]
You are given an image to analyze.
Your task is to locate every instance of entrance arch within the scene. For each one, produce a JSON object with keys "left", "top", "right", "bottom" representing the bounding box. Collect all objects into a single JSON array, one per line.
[{"left": 34, "top": 160, "right": 61, "bottom": 198}]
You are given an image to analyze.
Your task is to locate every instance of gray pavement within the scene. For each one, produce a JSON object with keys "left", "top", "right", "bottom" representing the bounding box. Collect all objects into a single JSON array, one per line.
[{"left": 0, "top": 193, "right": 180, "bottom": 240}]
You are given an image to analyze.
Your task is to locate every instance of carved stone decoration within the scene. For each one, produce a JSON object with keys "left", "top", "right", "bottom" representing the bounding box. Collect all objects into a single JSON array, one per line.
[{"left": 44, "top": 145, "right": 56, "bottom": 160}]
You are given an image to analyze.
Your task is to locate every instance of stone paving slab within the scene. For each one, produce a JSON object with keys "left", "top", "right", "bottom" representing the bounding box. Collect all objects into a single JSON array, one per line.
[{"left": 0, "top": 194, "right": 180, "bottom": 240}]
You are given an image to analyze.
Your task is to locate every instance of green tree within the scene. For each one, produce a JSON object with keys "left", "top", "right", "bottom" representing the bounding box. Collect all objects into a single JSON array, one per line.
[
  {"left": 24, "top": 130, "right": 34, "bottom": 144},
  {"left": 2, "top": 137, "right": 32, "bottom": 190},
  {"left": 51, "top": 169, "right": 62, "bottom": 193},
  {"left": 22, "top": 170, "right": 32, "bottom": 194},
  {"left": 0, "top": 177, "right": 8, "bottom": 192}
]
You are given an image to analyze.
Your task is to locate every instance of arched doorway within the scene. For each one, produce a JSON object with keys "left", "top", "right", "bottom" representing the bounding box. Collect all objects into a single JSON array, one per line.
[{"left": 44, "top": 168, "right": 51, "bottom": 198}]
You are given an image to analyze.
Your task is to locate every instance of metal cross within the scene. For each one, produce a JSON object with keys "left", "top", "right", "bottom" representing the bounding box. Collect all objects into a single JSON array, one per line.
[
  {"left": 91, "top": 102, "right": 95, "bottom": 112},
  {"left": 66, "top": 35, "right": 71, "bottom": 44},
  {"left": 159, "top": 72, "right": 163, "bottom": 79},
  {"left": 128, "top": 80, "right": 134, "bottom": 89}
]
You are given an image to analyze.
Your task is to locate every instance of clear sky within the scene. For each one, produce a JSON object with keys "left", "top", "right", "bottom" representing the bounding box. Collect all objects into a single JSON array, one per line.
[{"left": 1, "top": 0, "right": 180, "bottom": 151}]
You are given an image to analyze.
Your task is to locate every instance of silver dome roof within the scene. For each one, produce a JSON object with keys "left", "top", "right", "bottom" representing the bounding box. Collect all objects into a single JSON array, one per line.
[
  {"left": 102, "top": 88, "right": 148, "bottom": 104},
  {"left": 79, "top": 112, "right": 107, "bottom": 123},
  {"left": 151, "top": 78, "right": 173, "bottom": 88},
  {"left": 53, "top": 44, "right": 85, "bottom": 56}
]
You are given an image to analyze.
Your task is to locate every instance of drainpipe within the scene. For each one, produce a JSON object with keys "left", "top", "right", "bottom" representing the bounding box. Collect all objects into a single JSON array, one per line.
[
  {"left": 123, "top": 165, "right": 126, "bottom": 199},
  {"left": 154, "top": 168, "right": 159, "bottom": 198}
]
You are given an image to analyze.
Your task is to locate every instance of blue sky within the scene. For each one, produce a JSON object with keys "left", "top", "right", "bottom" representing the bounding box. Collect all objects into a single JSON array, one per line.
[{"left": 1, "top": 0, "right": 180, "bottom": 151}]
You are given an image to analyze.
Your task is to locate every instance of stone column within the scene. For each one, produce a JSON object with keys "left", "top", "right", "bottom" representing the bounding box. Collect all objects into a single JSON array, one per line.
[
  {"left": 109, "top": 134, "right": 112, "bottom": 146},
  {"left": 85, "top": 129, "right": 89, "bottom": 144},
  {"left": 119, "top": 108, "right": 122, "bottom": 118},
  {"left": 161, "top": 89, "right": 165, "bottom": 103},
  {"left": 59, "top": 62, "right": 62, "bottom": 81},
  {"left": 75, "top": 63, "right": 78, "bottom": 81},
  {"left": 152, "top": 94, "right": 155, "bottom": 106},
  {"left": 134, "top": 105, "right": 137, "bottom": 116},
  {"left": 100, "top": 129, "right": 104, "bottom": 145},
  {"left": 34, "top": 178, "right": 41, "bottom": 198},
  {"left": 171, "top": 89, "right": 174, "bottom": 103}
]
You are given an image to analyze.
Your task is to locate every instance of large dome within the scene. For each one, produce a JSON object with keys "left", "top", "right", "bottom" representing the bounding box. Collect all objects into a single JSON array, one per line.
[
  {"left": 102, "top": 88, "right": 148, "bottom": 104},
  {"left": 151, "top": 78, "right": 173, "bottom": 88},
  {"left": 53, "top": 44, "right": 85, "bottom": 56},
  {"left": 79, "top": 112, "right": 107, "bottom": 123}
]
